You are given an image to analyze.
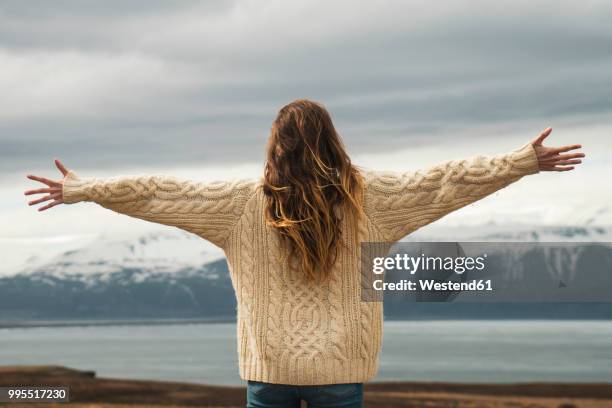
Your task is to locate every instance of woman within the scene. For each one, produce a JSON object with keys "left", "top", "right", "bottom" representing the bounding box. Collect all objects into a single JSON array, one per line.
[{"left": 25, "top": 99, "right": 584, "bottom": 408}]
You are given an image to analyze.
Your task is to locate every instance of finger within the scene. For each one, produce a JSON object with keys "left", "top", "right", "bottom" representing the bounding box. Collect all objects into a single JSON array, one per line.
[
  {"left": 552, "top": 159, "right": 582, "bottom": 166},
  {"left": 55, "top": 159, "right": 69, "bottom": 176},
  {"left": 541, "top": 162, "right": 575, "bottom": 170},
  {"left": 26, "top": 174, "right": 61, "bottom": 187},
  {"left": 540, "top": 153, "right": 586, "bottom": 164},
  {"left": 533, "top": 127, "right": 553, "bottom": 145},
  {"left": 38, "top": 200, "right": 62, "bottom": 212},
  {"left": 24, "top": 187, "right": 58, "bottom": 195},
  {"left": 542, "top": 165, "right": 575, "bottom": 172},
  {"left": 554, "top": 152, "right": 585, "bottom": 160},
  {"left": 28, "top": 192, "right": 60, "bottom": 206},
  {"left": 552, "top": 144, "right": 582, "bottom": 154}
]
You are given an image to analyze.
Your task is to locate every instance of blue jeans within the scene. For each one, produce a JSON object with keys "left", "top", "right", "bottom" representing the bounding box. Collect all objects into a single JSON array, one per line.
[{"left": 247, "top": 380, "right": 363, "bottom": 408}]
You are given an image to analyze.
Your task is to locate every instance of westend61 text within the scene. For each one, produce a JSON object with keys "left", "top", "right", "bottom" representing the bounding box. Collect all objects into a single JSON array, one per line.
[{"left": 372, "top": 279, "right": 493, "bottom": 291}]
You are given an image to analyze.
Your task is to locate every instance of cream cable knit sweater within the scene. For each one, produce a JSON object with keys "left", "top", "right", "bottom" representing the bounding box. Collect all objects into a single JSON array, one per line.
[{"left": 62, "top": 142, "right": 540, "bottom": 385}]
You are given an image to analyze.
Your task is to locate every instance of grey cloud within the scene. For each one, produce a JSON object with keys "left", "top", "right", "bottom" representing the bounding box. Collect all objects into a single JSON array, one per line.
[{"left": 1, "top": 0, "right": 611, "bottom": 177}]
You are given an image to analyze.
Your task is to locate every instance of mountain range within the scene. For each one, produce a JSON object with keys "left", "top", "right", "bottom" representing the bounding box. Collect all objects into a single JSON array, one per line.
[{"left": 1, "top": 225, "right": 611, "bottom": 322}]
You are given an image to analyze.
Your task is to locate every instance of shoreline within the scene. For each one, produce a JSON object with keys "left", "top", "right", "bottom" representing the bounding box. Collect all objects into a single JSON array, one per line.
[
  {"left": 0, "top": 317, "right": 235, "bottom": 329},
  {"left": 3, "top": 316, "right": 612, "bottom": 330}
]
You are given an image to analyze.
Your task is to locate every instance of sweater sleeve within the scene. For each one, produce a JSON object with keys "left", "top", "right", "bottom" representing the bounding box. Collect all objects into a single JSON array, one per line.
[
  {"left": 62, "top": 170, "right": 257, "bottom": 249},
  {"left": 363, "top": 142, "right": 540, "bottom": 242}
]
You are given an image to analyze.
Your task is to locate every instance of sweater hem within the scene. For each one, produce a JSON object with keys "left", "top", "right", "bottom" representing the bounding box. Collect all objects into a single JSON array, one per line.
[{"left": 239, "top": 356, "right": 379, "bottom": 385}]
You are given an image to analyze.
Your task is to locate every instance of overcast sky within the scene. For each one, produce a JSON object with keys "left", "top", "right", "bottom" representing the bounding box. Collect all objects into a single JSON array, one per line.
[{"left": 1, "top": 0, "right": 611, "bottom": 273}]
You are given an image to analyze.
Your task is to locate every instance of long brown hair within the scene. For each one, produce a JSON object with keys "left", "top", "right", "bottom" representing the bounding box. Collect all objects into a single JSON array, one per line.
[{"left": 263, "top": 99, "right": 364, "bottom": 281}]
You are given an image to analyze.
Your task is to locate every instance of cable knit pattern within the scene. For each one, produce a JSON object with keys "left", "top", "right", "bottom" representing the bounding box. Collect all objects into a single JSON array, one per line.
[
  {"left": 62, "top": 142, "right": 539, "bottom": 385},
  {"left": 363, "top": 142, "right": 540, "bottom": 242},
  {"left": 62, "top": 172, "right": 255, "bottom": 248}
]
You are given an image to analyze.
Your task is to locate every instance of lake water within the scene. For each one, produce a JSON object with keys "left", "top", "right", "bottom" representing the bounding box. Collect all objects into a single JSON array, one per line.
[{"left": 1, "top": 320, "right": 611, "bottom": 385}]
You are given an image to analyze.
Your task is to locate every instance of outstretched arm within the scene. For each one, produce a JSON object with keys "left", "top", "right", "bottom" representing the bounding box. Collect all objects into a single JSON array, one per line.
[
  {"left": 24, "top": 160, "right": 256, "bottom": 249},
  {"left": 363, "top": 128, "right": 584, "bottom": 242}
]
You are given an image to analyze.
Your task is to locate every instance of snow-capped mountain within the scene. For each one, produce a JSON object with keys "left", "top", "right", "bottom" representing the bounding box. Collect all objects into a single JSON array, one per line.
[
  {"left": 585, "top": 205, "right": 612, "bottom": 226},
  {"left": 6, "top": 223, "right": 611, "bottom": 279},
  {"left": 408, "top": 223, "right": 612, "bottom": 242},
  {"left": 8, "top": 229, "right": 225, "bottom": 280}
]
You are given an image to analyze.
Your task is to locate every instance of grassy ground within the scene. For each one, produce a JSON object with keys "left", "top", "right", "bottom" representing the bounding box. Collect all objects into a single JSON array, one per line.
[{"left": 1, "top": 366, "right": 612, "bottom": 407}]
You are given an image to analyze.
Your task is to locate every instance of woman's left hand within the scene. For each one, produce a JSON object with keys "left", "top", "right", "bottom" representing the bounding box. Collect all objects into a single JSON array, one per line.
[{"left": 531, "top": 127, "right": 584, "bottom": 172}]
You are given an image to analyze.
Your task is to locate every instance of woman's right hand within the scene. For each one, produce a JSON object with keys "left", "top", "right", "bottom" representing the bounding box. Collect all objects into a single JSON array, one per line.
[{"left": 24, "top": 159, "right": 70, "bottom": 211}]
